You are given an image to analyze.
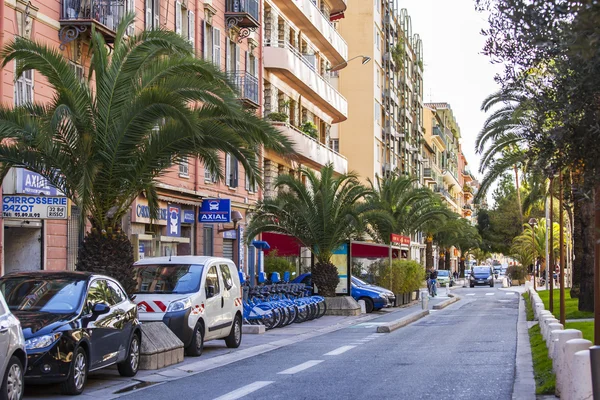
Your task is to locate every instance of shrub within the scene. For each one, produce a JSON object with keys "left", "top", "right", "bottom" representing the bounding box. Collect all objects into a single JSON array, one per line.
[
  {"left": 371, "top": 259, "right": 426, "bottom": 294},
  {"left": 301, "top": 121, "right": 319, "bottom": 139},
  {"left": 266, "top": 112, "right": 289, "bottom": 122},
  {"left": 507, "top": 265, "right": 527, "bottom": 281},
  {"left": 264, "top": 250, "right": 295, "bottom": 277}
]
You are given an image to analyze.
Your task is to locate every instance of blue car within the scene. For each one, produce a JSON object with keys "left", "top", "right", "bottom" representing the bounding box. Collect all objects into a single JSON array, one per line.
[{"left": 292, "top": 274, "right": 393, "bottom": 313}]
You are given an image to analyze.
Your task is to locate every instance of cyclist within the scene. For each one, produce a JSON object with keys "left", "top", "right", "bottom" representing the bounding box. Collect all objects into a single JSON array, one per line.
[{"left": 428, "top": 267, "right": 438, "bottom": 297}]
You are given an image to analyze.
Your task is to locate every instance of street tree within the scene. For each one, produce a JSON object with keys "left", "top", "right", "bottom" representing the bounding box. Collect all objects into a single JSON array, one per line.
[
  {"left": 0, "top": 16, "right": 293, "bottom": 292},
  {"left": 245, "top": 165, "right": 372, "bottom": 297}
]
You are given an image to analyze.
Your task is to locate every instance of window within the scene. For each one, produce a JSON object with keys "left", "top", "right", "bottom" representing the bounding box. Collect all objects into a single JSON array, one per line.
[
  {"left": 206, "top": 266, "right": 220, "bottom": 295},
  {"left": 226, "top": 38, "right": 240, "bottom": 73},
  {"left": 179, "top": 157, "right": 189, "bottom": 177},
  {"left": 330, "top": 138, "right": 339, "bottom": 153},
  {"left": 145, "top": 0, "right": 160, "bottom": 30},
  {"left": 376, "top": 30, "right": 380, "bottom": 50},
  {"left": 376, "top": 68, "right": 380, "bottom": 88},
  {"left": 376, "top": 143, "right": 380, "bottom": 162},
  {"left": 87, "top": 279, "right": 116, "bottom": 307},
  {"left": 225, "top": 153, "right": 238, "bottom": 188},
  {"left": 107, "top": 280, "right": 127, "bottom": 304},
  {"left": 0, "top": 299, "right": 5, "bottom": 315},
  {"left": 175, "top": 1, "right": 195, "bottom": 49},
  {"left": 69, "top": 62, "right": 84, "bottom": 82},
  {"left": 126, "top": 0, "right": 135, "bottom": 35},
  {"left": 245, "top": 171, "right": 257, "bottom": 193},
  {"left": 204, "top": 163, "right": 217, "bottom": 183},
  {"left": 203, "top": 226, "right": 213, "bottom": 256},
  {"left": 14, "top": 66, "right": 33, "bottom": 106},
  {"left": 219, "top": 265, "right": 233, "bottom": 290},
  {"left": 375, "top": 102, "right": 381, "bottom": 125}
]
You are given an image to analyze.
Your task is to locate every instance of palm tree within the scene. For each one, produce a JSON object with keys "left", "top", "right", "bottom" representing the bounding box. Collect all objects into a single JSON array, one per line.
[
  {"left": 245, "top": 164, "right": 371, "bottom": 297},
  {"left": 0, "top": 16, "right": 293, "bottom": 292},
  {"left": 511, "top": 219, "right": 561, "bottom": 273},
  {"left": 365, "top": 173, "right": 452, "bottom": 244}
]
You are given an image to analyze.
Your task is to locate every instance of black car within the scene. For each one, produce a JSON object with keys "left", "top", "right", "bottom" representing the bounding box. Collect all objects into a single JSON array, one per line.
[
  {"left": 469, "top": 266, "right": 495, "bottom": 288},
  {"left": 0, "top": 272, "right": 141, "bottom": 395}
]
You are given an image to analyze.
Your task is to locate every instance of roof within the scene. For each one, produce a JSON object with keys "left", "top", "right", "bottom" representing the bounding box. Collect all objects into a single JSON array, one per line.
[{"left": 133, "top": 256, "right": 233, "bottom": 266}]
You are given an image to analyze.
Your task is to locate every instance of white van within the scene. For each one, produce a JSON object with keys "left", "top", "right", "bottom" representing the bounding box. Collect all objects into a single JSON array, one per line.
[{"left": 132, "top": 256, "right": 243, "bottom": 356}]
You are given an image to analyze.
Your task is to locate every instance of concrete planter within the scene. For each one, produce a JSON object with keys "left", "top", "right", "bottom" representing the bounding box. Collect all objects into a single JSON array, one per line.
[{"left": 324, "top": 296, "right": 360, "bottom": 316}]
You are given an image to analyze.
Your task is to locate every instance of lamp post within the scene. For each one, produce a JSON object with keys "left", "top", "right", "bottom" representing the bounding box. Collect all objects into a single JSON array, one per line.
[
  {"left": 559, "top": 170, "right": 565, "bottom": 326},
  {"left": 327, "top": 55, "right": 372, "bottom": 72},
  {"left": 549, "top": 178, "right": 554, "bottom": 313},
  {"left": 529, "top": 218, "right": 538, "bottom": 291}
]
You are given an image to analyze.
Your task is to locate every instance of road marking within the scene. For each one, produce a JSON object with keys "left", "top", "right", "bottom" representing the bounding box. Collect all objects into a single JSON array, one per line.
[
  {"left": 466, "top": 293, "right": 476, "bottom": 296},
  {"left": 278, "top": 360, "right": 324, "bottom": 375},
  {"left": 506, "top": 292, "right": 516, "bottom": 295},
  {"left": 324, "top": 345, "right": 356, "bottom": 356},
  {"left": 486, "top": 293, "right": 495, "bottom": 296},
  {"left": 213, "top": 381, "right": 274, "bottom": 400}
]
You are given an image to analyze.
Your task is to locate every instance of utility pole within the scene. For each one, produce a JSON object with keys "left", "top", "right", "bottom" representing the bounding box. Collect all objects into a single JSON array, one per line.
[
  {"left": 549, "top": 178, "right": 554, "bottom": 313},
  {"left": 595, "top": 184, "right": 600, "bottom": 345},
  {"left": 559, "top": 171, "right": 565, "bottom": 326},
  {"left": 529, "top": 218, "right": 538, "bottom": 291}
]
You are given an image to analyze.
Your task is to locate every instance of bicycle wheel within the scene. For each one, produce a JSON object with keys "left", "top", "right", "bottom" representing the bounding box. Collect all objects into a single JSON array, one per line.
[
  {"left": 317, "top": 300, "right": 327, "bottom": 318},
  {"left": 294, "top": 304, "right": 309, "bottom": 323}
]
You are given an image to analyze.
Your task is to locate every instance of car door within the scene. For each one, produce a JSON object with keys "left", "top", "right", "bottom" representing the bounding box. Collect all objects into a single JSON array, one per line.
[
  {"left": 0, "top": 297, "right": 10, "bottom": 375},
  {"left": 218, "top": 263, "right": 236, "bottom": 335},
  {"left": 105, "top": 279, "right": 133, "bottom": 361},
  {"left": 84, "top": 279, "right": 122, "bottom": 370},
  {"left": 203, "top": 264, "right": 224, "bottom": 340}
]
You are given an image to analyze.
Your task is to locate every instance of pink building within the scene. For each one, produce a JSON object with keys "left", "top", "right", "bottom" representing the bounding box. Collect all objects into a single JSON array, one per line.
[{"left": 0, "top": 0, "right": 263, "bottom": 275}]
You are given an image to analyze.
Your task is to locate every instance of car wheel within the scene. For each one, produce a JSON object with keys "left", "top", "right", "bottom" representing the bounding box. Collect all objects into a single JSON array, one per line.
[
  {"left": 1, "top": 356, "right": 24, "bottom": 400},
  {"left": 470, "top": 284, "right": 474, "bottom": 288},
  {"left": 362, "top": 298, "right": 374, "bottom": 313},
  {"left": 490, "top": 282, "right": 494, "bottom": 288},
  {"left": 186, "top": 320, "right": 204, "bottom": 357},
  {"left": 117, "top": 333, "right": 140, "bottom": 377},
  {"left": 224, "top": 314, "right": 242, "bottom": 348},
  {"left": 61, "top": 347, "right": 87, "bottom": 395}
]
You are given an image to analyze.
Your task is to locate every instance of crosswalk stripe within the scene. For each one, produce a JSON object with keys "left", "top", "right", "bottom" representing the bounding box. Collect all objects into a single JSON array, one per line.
[
  {"left": 466, "top": 293, "right": 475, "bottom": 296},
  {"left": 324, "top": 345, "right": 356, "bottom": 356},
  {"left": 278, "top": 360, "right": 324, "bottom": 375},
  {"left": 485, "top": 293, "right": 495, "bottom": 296},
  {"left": 213, "top": 381, "right": 274, "bottom": 400}
]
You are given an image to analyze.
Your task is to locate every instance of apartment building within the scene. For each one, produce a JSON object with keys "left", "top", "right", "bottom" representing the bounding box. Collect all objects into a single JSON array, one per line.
[
  {"left": 261, "top": 0, "right": 349, "bottom": 200},
  {"left": 338, "top": 2, "right": 424, "bottom": 184},
  {"left": 0, "top": 0, "right": 263, "bottom": 275}
]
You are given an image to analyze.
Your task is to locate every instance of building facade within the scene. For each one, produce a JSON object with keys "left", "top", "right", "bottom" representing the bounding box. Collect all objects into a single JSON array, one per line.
[
  {"left": 338, "top": 2, "right": 424, "bottom": 184},
  {"left": 0, "top": 0, "right": 266, "bottom": 276}
]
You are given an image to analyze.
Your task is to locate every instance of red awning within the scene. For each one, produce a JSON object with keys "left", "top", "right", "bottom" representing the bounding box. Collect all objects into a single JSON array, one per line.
[
  {"left": 351, "top": 242, "right": 400, "bottom": 259},
  {"left": 330, "top": 12, "right": 345, "bottom": 21},
  {"left": 262, "top": 232, "right": 302, "bottom": 257}
]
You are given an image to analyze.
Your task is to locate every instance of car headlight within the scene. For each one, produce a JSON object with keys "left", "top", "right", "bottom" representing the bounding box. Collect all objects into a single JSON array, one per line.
[
  {"left": 26, "top": 333, "right": 62, "bottom": 350},
  {"left": 378, "top": 293, "right": 387, "bottom": 299},
  {"left": 166, "top": 297, "right": 192, "bottom": 313}
]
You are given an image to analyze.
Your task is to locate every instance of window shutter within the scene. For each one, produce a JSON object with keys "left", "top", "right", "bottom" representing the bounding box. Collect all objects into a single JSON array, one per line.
[
  {"left": 225, "top": 38, "right": 231, "bottom": 72},
  {"left": 175, "top": 1, "right": 182, "bottom": 35},
  {"left": 153, "top": 0, "right": 160, "bottom": 28},
  {"left": 253, "top": 56, "right": 258, "bottom": 77},
  {"left": 244, "top": 51, "right": 249, "bottom": 73},
  {"left": 145, "top": 0, "right": 152, "bottom": 29},
  {"left": 202, "top": 22, "right": 208, "bottom": 60},
  {"left": 245, "top": 171, "right": 249, "bottom": 191},
  {"left": 127, "top": 0, "right": 135, "bottom": 35},
  {"left": 188, "top": 11, "right": 195, "bottom": 50},
  {"left": 213, "top": 28, "right": 221, "bottom": 68},
  {"left": 225, "top": 153, "right": 231, "bottom": 187},
  {"left": 235, "top": 44, "right": 241, "bottom": 72},
  {"left": 232, "top": 158, "right": 239, "bottom": 188}
]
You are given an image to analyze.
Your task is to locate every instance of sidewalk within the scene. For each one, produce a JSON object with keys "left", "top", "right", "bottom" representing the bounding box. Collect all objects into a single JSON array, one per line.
[{"left": 25, "top": 297, "right": 447, "bottom": 399}]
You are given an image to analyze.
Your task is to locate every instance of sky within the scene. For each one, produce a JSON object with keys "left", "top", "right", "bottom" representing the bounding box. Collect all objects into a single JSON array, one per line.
[{"left": 402, "top": 0, "right": 504, "bottom": 181}]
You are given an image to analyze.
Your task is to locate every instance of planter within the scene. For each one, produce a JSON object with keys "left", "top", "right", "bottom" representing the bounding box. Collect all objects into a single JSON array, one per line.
[
  {"left": 511, "top": 279, "right": 520, "bottom": 286},
  {"left": 324, "top": 296, "right": 360, "bottom": 316}
]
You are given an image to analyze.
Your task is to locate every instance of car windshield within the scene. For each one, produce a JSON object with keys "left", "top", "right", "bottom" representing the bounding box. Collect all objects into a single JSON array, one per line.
[
  {"left": 133, "top": 264, "right": 204, "bottom": 294},
  {"left": 473, "top": 267, "right": 490, "bottom": 274},
  {"left": 0, "top": 277, "right": 86, "bottom": 313},
  {"left": 353, "top": 277, "right": 371, "bottom": 286},
  {"left": 437, "top": 270, "right": 449, "bottom": 276}
]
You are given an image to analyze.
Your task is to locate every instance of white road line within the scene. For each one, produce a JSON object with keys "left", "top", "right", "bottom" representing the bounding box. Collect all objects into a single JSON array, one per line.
[
  {"left": 506, "top": 292, "right": 516, "bottom": 295},
  {"left": 324, "top": 345, "right": 356, "bottom": 356},
  {"left": 466, "top": 293, "right": 476, "bottom": 296},
  {"left": 486, "top": 293, "right": 495, "bottom": 296},
  {"left": 278, "top": 360, "right": 324, "bottom": 375},
  {"left": 213, "top": 381, "right": 274, "bottom": 400}
]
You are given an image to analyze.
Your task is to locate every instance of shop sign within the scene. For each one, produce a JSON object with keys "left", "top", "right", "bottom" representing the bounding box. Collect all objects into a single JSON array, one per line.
[
  {"left": 2, "top": 196, "right": 67, "bottom": 219},
  {"left": 167, "top": 204, "right": 181, "bottom": 237},
  {"left": 133, "top": 198, "right": 168, "bottom": 225},
  {"left": 199, "top": 199, "right": 231, "bottom": 223},
  {"left": 390, "top": 233, "right": 410, "bottom": 246},
  {"left": 222, "top": 230, "right": 236, "bottom": 239},
  {"left": 183, "top": 210, "right": 195, "bottom": 224},
  {"left": 16, "top": 169, "right": 60, "bottom": 196}
]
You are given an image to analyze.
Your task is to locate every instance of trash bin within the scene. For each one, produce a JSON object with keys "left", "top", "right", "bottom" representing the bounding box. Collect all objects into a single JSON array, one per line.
[{"left": 420, "top": 290, "right": 429, "bottom": 310}]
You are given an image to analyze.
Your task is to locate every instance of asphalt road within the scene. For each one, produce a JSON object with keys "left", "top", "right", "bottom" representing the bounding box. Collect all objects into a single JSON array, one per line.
[{"left": 120, "top": 286, "right": 520, "bottom": 400}]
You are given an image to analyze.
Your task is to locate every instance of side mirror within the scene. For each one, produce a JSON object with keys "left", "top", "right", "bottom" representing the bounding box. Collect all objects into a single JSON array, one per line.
[
  {"left": 92, "top": 303, "right": 110, "bottom": 315},
  {"left": 206, "top": 285, "right": 216, "bottom": 298}
]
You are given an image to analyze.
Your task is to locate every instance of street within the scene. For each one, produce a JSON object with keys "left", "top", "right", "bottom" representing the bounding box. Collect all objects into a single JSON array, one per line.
[{"left": 115, "top": 287, "right": 519, "bottom": 400}]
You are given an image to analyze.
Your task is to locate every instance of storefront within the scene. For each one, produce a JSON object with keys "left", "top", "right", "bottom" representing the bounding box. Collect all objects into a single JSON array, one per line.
[{"left": 129, "top": 196, "right": 196, "bottom": 260}]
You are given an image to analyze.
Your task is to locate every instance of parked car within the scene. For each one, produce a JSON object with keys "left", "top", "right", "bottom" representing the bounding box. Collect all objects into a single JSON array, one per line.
[
  {"left": 132, "top": 256, "right": 243, "bottom": 357},
  {"left": 292, "top": 273, "right": 392, "bottom": 313},
  {"left": 0, "top": 291, "right": 26, "bottom": 400},
  {"left": 469, "top": 266, "right": 495, "bottom": 288},
  {"left": 0, "top": 272, "right": 141, "bottom": 396},
  {"left": 435, "top": 270, "right": 454, "bottom": 287},
  {"left": 351, "top": 277, "right": 396, "bottom": 307}
]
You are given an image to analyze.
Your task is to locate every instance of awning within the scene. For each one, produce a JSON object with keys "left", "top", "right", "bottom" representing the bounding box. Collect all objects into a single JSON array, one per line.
[
  {"left": 351, "top": 242, "right": 400, "bottom": 259},
  {"left": 157, "top": 194, "right": 201, "bottom": 207},
  {"left": 330, "top": 12, "right": 345, "bottom": 21},
  {"left": 262, "top": 232, "right": 302, "bottom": 257}
]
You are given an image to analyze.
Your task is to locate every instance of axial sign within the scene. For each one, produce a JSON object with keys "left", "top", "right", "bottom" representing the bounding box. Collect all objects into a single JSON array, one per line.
[{"left": 199, "top": 199, "right": 231, "bottom": 223}]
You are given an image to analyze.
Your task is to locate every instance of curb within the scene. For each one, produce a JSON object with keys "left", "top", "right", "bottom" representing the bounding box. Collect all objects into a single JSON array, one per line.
[
  {"left": 512, "top": 290, "right": 536, "bottom": 399},
  {"left": 432, "top": 295, "right": 460, "bottom": 310},
  {"left": 376, "top": 310, "right": 429, "bottom": 333}
]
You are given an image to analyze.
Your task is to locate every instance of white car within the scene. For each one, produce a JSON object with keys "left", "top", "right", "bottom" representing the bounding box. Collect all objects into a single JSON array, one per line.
[
  {"left": 132, "top": 256, "right": 243, "bottom": 356},
  {"left": 0, "top": 291, "right": 26, "bottom": 400}
]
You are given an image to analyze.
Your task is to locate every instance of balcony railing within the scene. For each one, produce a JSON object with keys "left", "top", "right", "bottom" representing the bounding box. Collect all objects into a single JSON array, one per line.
[
  {"left": 227, "top": 71, "right": 259, "bottom": 107},
  {"left": 61, "top": 0, "right": 124, "bottom": 32},
  {"left": 225, "top": 0, "right": 260, "bottom": 27}
]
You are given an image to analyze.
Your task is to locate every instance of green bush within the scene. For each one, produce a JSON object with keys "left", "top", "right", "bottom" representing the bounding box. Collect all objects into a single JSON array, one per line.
[
  {"left": 372, "top": 259, "right": 425, "bottom": 294},
  {"left": 266, "top": 112, "right": 289, "bottom": 122},
  {"left": 301, "top": 121, "right": 319, "bottom": 139},
  {"left": 264, "top": 250, "right": 295, "bottom": 277},
  {"left": 507, "top": 265, "right": 527, "bottom": 281}
]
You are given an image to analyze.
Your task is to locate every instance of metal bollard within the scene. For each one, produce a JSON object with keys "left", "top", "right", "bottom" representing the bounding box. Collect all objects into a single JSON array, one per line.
[
  {"left": 445, "top": 283, "right": 450, "bottom": 297},
  {"left": 590, "top": 345, "right": 600, "bottom": 399},
  {"left": 420, "top": 290, "right": 429, "bottom": 310}
]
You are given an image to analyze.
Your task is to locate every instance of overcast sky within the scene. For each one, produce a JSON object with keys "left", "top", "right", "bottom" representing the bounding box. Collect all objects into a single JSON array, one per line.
[{"left": 402, "top": 0, "right": 503, "bottom": 180}]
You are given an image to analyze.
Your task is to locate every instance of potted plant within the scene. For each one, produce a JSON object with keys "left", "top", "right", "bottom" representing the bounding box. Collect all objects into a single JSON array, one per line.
[
  {"left": 266, "top": 112, "right": 289, "bottom": 122},
  {"left": 301, "top": 121, "right": 319, "bottom": 139}
]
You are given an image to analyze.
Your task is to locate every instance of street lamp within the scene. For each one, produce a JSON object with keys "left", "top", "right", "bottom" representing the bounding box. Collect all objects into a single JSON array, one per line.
[
  {"left": 529, "top": 218, "right": 538, "bottom": 291},
  {"left": 327, "top": 55, "right": 372, "bottom": 72}
]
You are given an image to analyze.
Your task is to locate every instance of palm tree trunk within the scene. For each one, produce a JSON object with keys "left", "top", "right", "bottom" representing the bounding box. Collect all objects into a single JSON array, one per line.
[
  {"left": 514, "top": 164, "right": 524, "bottom": 229},
  {"left": 575, "top": 196, "right": 594, "bottom": 312},
  {"left": 426, "top": 235, "right": 434, "bottom": 269},
  {"left": 445, "top": 250, "right": 451, "bottom": 270}
]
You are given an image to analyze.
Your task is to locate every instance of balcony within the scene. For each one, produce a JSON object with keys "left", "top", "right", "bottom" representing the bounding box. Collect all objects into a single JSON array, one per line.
[
  {"left": 225, "top": 0, "right": 260, "bottom": 29},
  {"left": 264, "top": 41, "right": 348, "bottom": 122},
  {"left": 271, "top": 121, "right": 348, "bottom": 174},
  {"left": 423, "top": 168, "right": 438, "bottom": 183},
  {"left": 60, "top": 0, "right": 125, "bottom": 48},
  {"left": 434, "top": 185, "right": 459, "bottom": 211},
  {"left": 442, "top": 168, "right": 460, "bottom": 187},
  {"left": 227, "top": 71, "right": 259, "bottom": 108},
  {"left": 462, "top": 169, "right": 474, "bottom": 182},
  {"left": 270, "top": 0, "right": 348, "bottom": 65},
  {"left": 431, "top": 126, "right": 447, "bottom": 150},
  {"left": 328, "top": 0, "right": 347, "bottom": 15}
]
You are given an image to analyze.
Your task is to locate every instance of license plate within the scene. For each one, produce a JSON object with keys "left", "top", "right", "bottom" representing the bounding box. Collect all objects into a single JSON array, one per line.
[{"left": 478, "top": 280, "right": 484, "bottom": 283}]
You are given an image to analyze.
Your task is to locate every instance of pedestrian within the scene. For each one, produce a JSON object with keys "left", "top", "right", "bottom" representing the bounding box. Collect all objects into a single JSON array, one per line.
[{"left": 453, "top": 271, "right": 459, "bottom": 281}]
